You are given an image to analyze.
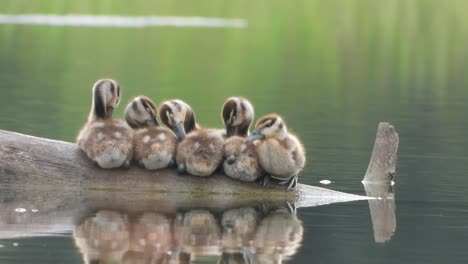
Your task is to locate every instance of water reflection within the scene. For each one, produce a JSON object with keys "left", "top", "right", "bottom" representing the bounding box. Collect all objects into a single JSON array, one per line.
[
  {"left": 0, "top": 182, "right": 396, "bottom": 262},
  {"left": 363, "top": 183, "right": 396, "bottom": 243},
  {"left": 73, "top": 204, "right": 302, "bottom": 264}
]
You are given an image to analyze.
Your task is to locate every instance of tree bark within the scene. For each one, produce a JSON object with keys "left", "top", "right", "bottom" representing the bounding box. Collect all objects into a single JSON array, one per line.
[
  {"left": 0, "top": 122, "right": 399, "bottom": 240},
  {"left": 363, "top": 122, "right": 399, "bottom": 183}
]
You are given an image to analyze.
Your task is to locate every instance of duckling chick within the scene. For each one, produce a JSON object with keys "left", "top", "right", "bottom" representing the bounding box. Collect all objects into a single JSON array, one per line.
[
  {"left": 124, "top": 96, "right": 178, "bottom": 170},
  {"left": 77, "top": 79, "right": 133, "bottom": 169},
  {"left": 222, "top": 97, "right": 264, "bottom": 182},
  {"left": 160, "top": 100, "right": 224, "bottom": 177},
  {"left": 245, "top": 114, "right": 305, "bottom": 190}
]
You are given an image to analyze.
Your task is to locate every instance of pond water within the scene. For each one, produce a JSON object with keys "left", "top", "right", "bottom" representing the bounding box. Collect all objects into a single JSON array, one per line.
[{"left": 1, "top": 1, "right": 468, "bottom": 263}]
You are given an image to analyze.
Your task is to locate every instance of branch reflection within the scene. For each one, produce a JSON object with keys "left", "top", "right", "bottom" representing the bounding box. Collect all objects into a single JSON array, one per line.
[{"left": 73, "top": 204, "right": 303, "bottom": 264}]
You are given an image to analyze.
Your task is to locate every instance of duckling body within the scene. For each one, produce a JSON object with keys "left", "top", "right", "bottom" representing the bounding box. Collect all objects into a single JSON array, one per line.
[
  {"left": 223, "top": 137, "right": 263, "bottom": 182},
  {"left": 77, "top": 79, "right": 133, "bottom": 169},
  {"left": 246, "top": 114, "right": 305, "bottom": 189},
  {"left": 177, "top": 129, "right": 224, "bottom": 176},
  {"left": 160, "top": 100, "right": 224, "bottom": 177},
  {"left": 221, "top": 97, "right": 263, "bottom": 182},
  {"left": 125, "top": 96, "right": 177, "bottom": 170},
  {"left": 133, "top": 127, "right": 177, "bottom": 170},
  {"left": 256, "top": 134, "right": 305, "bottom": 177},
  {"left": 78, "top": 120, "right": 133, "bottom": 169}
]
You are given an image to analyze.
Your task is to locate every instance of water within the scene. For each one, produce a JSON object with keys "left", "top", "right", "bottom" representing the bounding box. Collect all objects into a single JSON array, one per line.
[{"left": 1, "top": 0, "right": 468, "bottom": 263}]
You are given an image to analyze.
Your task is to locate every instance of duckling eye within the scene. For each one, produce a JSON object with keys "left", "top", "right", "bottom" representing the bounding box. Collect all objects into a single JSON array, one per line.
[{"left": 265, "top": 122, "right": 272, "bottom": 128}]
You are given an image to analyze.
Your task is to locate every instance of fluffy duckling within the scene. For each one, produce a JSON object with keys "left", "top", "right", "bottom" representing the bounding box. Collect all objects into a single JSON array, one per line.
[
  {"left": 160, "top": 100, "right": 224, "bottom": 177},
  {"left": 77, "top": 79, "right": 133, "bottom": 169},
  {"left": 73, "top": 210, "right": 130, "bottom": 264},
  {"left": 222, "top": 97, "right": 264, "bottom": 182},
  {"left": 253, "top": 204, "right": 303, "bottom": 263},
  {"left": 245, "top": 114, "right": 305, "bottom": 190},
  {"left": 124, "top": 96, "right": 178, "bottom": 170}
]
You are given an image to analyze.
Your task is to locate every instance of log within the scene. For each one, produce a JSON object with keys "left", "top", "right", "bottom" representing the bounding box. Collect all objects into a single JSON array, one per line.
[
  {"left": 361, "top": 122, "right": 399, "bottom": 242},
  {"left": 363, "top": 183, "right": 396, "bottom": 243},
  {"left": 0, "top": 122, "right": 399, "bottom": 240},
  {"left": 0, "top": 122, "right": 398, "bottom": 205},
  {"left": 363, "top": 122, "right": 399, "bottom": 183}
]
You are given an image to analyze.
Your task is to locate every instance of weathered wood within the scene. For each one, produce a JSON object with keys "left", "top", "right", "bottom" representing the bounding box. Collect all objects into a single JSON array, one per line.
[
  {"left": 0, "top": 122, "right": 399, "bottom": 241},
  {"left": 0, "top": 129, "right": 369, "bottom": 204},
  {"left": 363, "top": 183, "right": 396, "bottom": 243},
  {"left": 363, "top": 122, "right": 399, "bottom": 183},
  {"left": 0, "top": 122, "right": 398, "bottom": 206}
]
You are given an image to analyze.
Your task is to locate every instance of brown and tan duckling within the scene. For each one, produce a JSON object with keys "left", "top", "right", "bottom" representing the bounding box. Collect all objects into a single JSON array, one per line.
[
  {"left": 222, "top": 97, "right": 264, "bottom": 182},
  {"left": 73, "top": 210, "right": 130, "bottom": 264},
  {"left": 253, "top": 204, "right": 303, "bottom": 263},
  {"left": 173, "top": 210, "right": 222, "bottom": 259},
  {"left": 123, "top": 212, "right": 173, "bottom": 263},
  {"left": 124, "top": 96, "right": 178, "bottom": 170},
  {"left": 245, "top": 114, "right": 306, "bottom": 190},
  {"left": 160, "top": 99, "right": 224, "bottom": 177},
  {"left": 77, "top": 79, "right": 133, "bottom": 169}
]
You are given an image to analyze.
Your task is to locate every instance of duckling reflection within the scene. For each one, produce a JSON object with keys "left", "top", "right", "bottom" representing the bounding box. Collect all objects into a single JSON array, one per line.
[
  {"left": 125, "top": 213, "right": 173, "bottom": 263},
  {"left": 220, "top": 207, "right": 259, "bottom": 264},
  {"left": 173, "top": 210, "right": 222, "bottom": 260},
  {"left": 74, "top": 210, "right": 130, "bottom": 264},
  {"left": 252, "top": 204, "right": 303, "bottom": 264},
  {"left": 221, "top": 207, "right": 258, "bottom": 254},
  {"left": 73, "top": 205, "right": 303, "bottom": 264}
]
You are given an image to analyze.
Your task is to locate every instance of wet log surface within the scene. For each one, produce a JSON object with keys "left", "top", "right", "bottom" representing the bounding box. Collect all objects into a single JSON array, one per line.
[{"left": 0, "top": 122, "right": 399, "bottom": 240}]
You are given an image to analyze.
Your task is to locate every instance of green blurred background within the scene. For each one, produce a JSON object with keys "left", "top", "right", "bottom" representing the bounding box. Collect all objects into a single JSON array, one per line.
[{"left": 0, "top": 0, "right": 468, "bottom": 263}]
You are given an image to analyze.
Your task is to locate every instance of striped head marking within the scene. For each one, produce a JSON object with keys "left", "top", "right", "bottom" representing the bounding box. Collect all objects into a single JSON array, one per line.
[
  {"left": 255, "top": 114, "right": 286, "bottom": 137},
  {"left": 160, "top": 99, "right": 196, "bottom": 140},
  {"left": 222, "top": 97, "right": 254, "bottom": 137},
  {"left": 125, "top": 96, "right": 158, "bottom": 128},
  {"left": 91, "top": 79, "right": 121, "bottom": 119},
  {"left": 245, "top": 114, "right": 287, "bottom": 142}
]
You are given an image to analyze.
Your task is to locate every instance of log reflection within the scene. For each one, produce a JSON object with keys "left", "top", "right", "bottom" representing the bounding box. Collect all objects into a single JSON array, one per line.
[{"left": 73, "top": 204, "right": 303, "bottom": 264}]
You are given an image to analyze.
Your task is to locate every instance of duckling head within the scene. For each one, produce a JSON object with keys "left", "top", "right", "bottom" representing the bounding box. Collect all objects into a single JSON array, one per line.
[
  {"left": 160, "top": 99, "right": 197, "bottom": 140},
  {"left": 222, "top": 97, "right": 254, "bottom": 137},
  {"left": 124, "top": 96, "right": 159, "bottom": 128},
  {"left": 90, "top": 79, "right": 121, "bottom": 120},
  {"left": 245, "top": 114, "right": 287, "bottom": 142}
]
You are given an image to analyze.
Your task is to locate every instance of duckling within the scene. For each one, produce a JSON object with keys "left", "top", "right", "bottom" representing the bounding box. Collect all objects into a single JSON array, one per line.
[
  {"left": 124, "top": 96, "right": 178, "bottom": 170},
  {"left": 222, "top": 97, "right": 264, "bottom": 182},
  {"left": 77, "top": 79, "right": 133, "bottom": 169},
  {"left": 160, "top": 100, "right": 224, "bottom": 177},
  {"left": 73, "top": 210, "right": 130, "bottom": 263},
  {"left": 245, "top": 114, "right": 305, "bottom": 190}
]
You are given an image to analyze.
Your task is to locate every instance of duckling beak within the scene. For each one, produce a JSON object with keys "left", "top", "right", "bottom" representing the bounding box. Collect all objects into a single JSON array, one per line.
[
  {"left": 172, "top": 122, "right": 186, "bottom": 140},
  {"left": 146, "top": 117, "right": 159, "bottom": 126},
  {"left": 226, "top": 124, "right": 237, "bottom": 137},
  {"left": 245, "top": 130, "right": 263, "bottom": 142},
  {"left": 106, "top": 107, "right": 114, "bottom": 117}
]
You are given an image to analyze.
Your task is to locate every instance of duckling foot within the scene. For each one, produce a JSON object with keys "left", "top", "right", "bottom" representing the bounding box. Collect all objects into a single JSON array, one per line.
[
  {"left": 257, "top": 175, "right": 271, "bottom": 187},
  {"left": 286, "top": 201, "right": 297, "bottom": 214},
  {"left": 286, "top": 176, "right": 298, "bottom": 191},
  {"left": 168, "top": 245, "right": 181, "bottom": 260},
  {"left": 242, "top": 246, "right": 256, "bottom": 264},
  {"left": 122, "top": 160, "right": 131, "bottom": 169},
  {"left": 137, "top": 160, "right": 145, "bottom": 169},
  {"left": 169, "top": 158, "right": 176, "bottom": 168},
  {"left": 276, "top": 176, "right": 297, "bottom": 191},
  {"left": 177, "top": 163, "right": 186, "bottom": 174}
]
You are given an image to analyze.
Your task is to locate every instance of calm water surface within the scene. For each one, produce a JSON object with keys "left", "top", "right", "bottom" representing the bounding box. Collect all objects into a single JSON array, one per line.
[{"left": 1, "top": 1, "right": 468, "bottom": 263}]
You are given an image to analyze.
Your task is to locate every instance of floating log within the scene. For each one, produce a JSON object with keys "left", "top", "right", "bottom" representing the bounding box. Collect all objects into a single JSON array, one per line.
[
  {"left": 0, "top": 122, "right": 399, "bottom": 240},
  {"left": 0, "top": 122, "right": 398, "bottom": 205},
  {"left": 363, "top": 122, "right": 399, "bottom": 183}
]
